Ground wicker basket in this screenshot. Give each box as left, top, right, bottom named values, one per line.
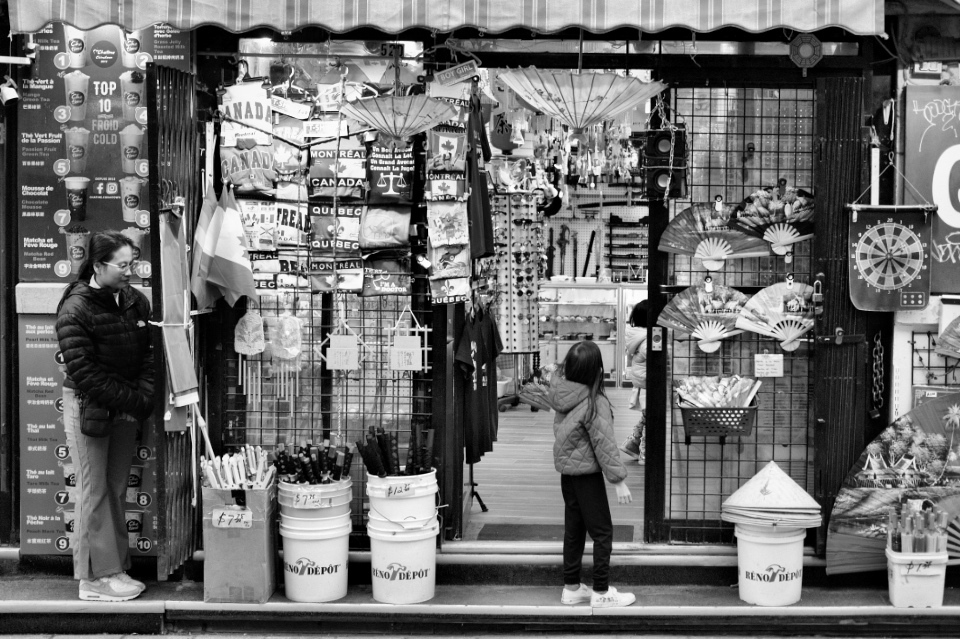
left=679, top=400, right=758, bottom=439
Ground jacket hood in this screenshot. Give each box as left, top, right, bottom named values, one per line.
left=548, top=378, right=592, bottom=413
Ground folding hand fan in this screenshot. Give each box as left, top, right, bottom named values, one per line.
left=936, top=315, right=960, bottom=360
left=658, top=202, right=773, bottom=271
left=826, top=393, right=960, bottom=574
left=730, top=185, right=815, bottom=254
left=339, top=96, right=458, bottom=149
left=497, top=69, right=666, bottom=143
left=234, top=308, right=266, bottom=406
left=657, top=280, right=750, bottom=352
left=735, top=280, right=815, bottom=351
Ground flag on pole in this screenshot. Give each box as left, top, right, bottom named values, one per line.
left=190, top=184, right=223, bottom=310
left=205, top=187, right=258, bottom=307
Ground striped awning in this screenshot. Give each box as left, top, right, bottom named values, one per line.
left=9, top=1, right=884, bottom=36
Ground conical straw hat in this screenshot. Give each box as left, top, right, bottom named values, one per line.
left=722, top=460, right=821, bottom=512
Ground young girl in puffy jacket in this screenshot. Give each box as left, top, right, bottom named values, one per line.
left=547, top=340, right=636, bottom=608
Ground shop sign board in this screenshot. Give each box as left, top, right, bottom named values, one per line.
left=18, top=315, right=159, bottom=556
left=904, top=85, right=960, bottom=294
left=16, top=23, right=190, bottom=283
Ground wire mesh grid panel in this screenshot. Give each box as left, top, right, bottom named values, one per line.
left=910, top=331, right=960, bottom=390
left=660, top=85, right=816, bottom=544
left=220, top=291, right=432, bottom=537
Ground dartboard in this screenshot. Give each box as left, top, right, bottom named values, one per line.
left=848, top=206, right=933, bottom=311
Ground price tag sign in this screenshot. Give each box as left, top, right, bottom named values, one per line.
left=754, top=353, right=784, bottom=378
left=293, top=492, right=331, bottom=509
left=212, top=507, right=253, bottom=529
left=390, top=335, right=423, bottom=371
left=304, top=119, right=350, bottom=139
left=326, top=334, right=360, bottom=370
left=385, top=482, right=413, bottom=498
left=272, top=96, right=313, bottom=120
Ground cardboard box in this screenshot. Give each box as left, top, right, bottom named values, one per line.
left=202, top=482, right=277, bottom=603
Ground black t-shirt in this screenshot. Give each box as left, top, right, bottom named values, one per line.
left=456, top=315, right=486, bottom=464
left=479, top=309, right=504, bottom=442
left=467, top=100, right=494, bottom=260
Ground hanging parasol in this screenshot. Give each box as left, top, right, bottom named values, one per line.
left=339, top=95, right=458, bottom=149
left=496, top=68, right=667, bottom=143
left=826, top=392, right=960, bottom=574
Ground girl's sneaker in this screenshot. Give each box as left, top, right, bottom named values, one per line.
left=619, top=437, right=640, bottom=460
left=560, top=583, right=593, bottom=605
left=590, top=586, right=636, bottom=608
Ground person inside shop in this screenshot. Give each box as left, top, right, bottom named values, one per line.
left=548, top=340, right=636, bottom=608
left=56, top=230, right=154, bottom=602
left=620, top=300, right=648, bottom=463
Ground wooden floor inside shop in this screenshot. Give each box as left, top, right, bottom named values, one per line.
left=464, top=388, right=646, bottom=543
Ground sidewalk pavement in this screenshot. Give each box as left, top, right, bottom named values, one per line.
left=2, top=573, right=960, bottom=636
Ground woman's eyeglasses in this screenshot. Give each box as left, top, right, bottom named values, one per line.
left=103, top=260, right=140, bottom=273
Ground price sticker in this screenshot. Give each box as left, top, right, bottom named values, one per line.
left=293, top=492, right=331, bottom=509
left=385, top=482, right=413, bottom=498
left=754, top=353, right=784, bottom=378
left=212, top=507, right=253, bottom=529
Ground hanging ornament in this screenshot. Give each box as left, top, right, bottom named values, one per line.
left=271, top=312, right=303, bottom=402
left=234, top=307, right=266, bottom=406
left=387, top=305, right=432, bottom=372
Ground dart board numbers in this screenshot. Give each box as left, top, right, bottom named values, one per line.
left=848, top=206, right=933, bottom=312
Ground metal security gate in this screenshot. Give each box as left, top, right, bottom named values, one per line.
left=647, top=85, right=817, bottom=544
left=147, top=64, right=201, bottom=579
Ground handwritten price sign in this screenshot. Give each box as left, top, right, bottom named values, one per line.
left=292, top=492, right=332, bottom=509
left=385, top=483, right=413, bottom=497
left=212, top=507, right=253, bottom=529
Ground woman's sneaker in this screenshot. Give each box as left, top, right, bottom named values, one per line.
left=590, top=586, right=636, bottom=608
left=560, top=583, right=593, bottom=605
left=78, top=575, right=142, bottom=601
left=620, top=437, right=640, bottom=460
left=113, top=571, right=146, bottom=592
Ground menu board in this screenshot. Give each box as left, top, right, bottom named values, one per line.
left=18, top=315, right=159, bottom=556
left=17, top=23, right=190, bottom=283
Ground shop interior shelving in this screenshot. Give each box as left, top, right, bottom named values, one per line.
left=606, top=219, right=649, bottom=283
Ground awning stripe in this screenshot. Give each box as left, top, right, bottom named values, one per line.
left=8, top=0, right=885, bottom=35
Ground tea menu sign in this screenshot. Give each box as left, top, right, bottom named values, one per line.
left=17, top=23, right=190, bottom=282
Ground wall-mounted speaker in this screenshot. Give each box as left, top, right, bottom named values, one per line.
left=643, top=125, right=687, bottom=198
left=644, top=166, right=687, bottom=199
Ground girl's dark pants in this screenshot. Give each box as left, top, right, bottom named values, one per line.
left=561, top=472, right=613, bottom=592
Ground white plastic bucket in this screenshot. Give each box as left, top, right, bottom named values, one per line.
left=886, top=548, right=947, bottom=608
left=280, top=512, right=351, bottom=531
left=365, top=469, right=437, bottom=521
left=734, top=524, right=806, bottom=606
left=367, top=520, right=439, bottom=604
left=280, top=521, right=351, bottom=602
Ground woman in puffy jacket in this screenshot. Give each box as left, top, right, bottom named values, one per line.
left=56, top=230, right=154, bottom=602
left=548, top=340, right=635, bottom=609
left=620, top=300, right=648, bottom=462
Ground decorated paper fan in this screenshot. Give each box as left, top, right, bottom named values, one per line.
left=735, top=281, right=815, bottom=351
left=730, top=185, right=815, bottom=255
left=497, top=69, right=666, bottom=142
left=659, top=202, right=773, bottom=271
left=657, top=281, right=750, bottom=352
left=826, top=393, right=960, bottom=574
left=936, top=315, right=960, bottom=360
left=339, top=96, right=458, bottom=149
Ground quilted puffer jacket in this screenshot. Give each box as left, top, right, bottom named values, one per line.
left=549, top=378, right=627, bottom=483
left=56, top=281, right=154, bottom=419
